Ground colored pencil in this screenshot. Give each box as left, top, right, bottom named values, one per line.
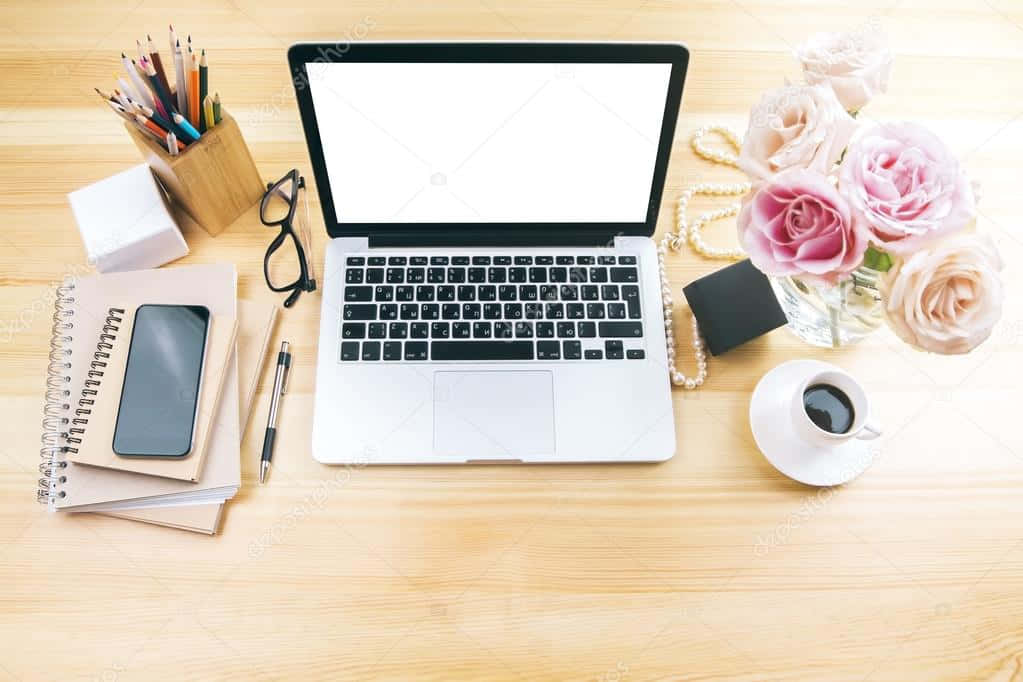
left=168, top=25, right=178, bottom=65
left=142, top=55, right=176, bottom=120
left=138, top=57, right=169, bottom=119
left=212, top=92, right=221, bottom=124
left=171, top=112, right=201, bottom=142
left=122, top=52, right=155, bottom=111
left=146, top=34, right=173, bottom=104
left=189, top=53, right=200, bottom=130
left=134, top=101, right=188, bottom=143
left=173, top=39, right=187, bottom=116
left=198, top=49, right=208, bottom=133
left=166, top=131, right=179, bottom=156
left=203, top=94, right=215, bottom=131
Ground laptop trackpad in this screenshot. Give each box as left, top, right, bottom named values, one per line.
left=433, top=371, right=555, bottom=460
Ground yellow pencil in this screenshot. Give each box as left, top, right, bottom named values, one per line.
left=203, top=94, right=215, bottom=130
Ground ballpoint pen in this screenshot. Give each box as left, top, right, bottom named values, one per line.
left=260, top=341, right=291, bottom=484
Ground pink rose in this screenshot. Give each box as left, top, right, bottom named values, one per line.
left=738, top=169, right=868, bottom=285
left=880, top=234, right=1003, bottom=354
left=796, top=28, right=893, bottom=112
left=839, top=122, right=977, bottom=255
left=739, top=84, right=857, bottom=183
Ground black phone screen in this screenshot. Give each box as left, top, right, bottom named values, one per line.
left=112, top=304, right=210, bottom=457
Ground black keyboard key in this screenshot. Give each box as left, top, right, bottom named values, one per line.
left=514, top=255, right=532, bottom=265
left=494, top=322, right=513, bottom=338
left=428, top=268, right=446, bottom=283
left=499, top=285, right=517, bottom=301
left=567, top=303, right=585, bottom=319
left=601, top=285, right=619, bottom=300
left=590, top=267, right=608, bottom=283
left=343, top=304, right=376, bottom=321
left=368, top=256, right=386, bottom=266
left=488, top=267, right=507, bottom=283
left=557, top=322, right=575, bottom=338
left=346, top=256, right=365, bottom=266
left=577, top=255, right=595, bottom=265
left=504, top=303, right=523, bottom=319
left=627, top=349, right=645, bottom=359
left=411, top=322, right=429, bottom=339
left=407, top=268, right=426, bottom=284
left=430, top=256, right=449, bottom=266
left=375, top=285, right=394, bottom=301
left=361, top=342, right=381, bottom=361
left=383, top=341, right=402, bottom=361
left=598, top=255, right=616, bottom=265
left=537, top=340, right=560, bottom=359
left=560, top=285, right=579, bottom=301
left=509, top=267, right=527, bottom=283
left=578, top=321, right=596, bottom=338
left=563, top=340, right=582, bottom=359
left=437, top=286, right=455, bottom=301
left=452, top=256, right=470, bottom=266
left=605, top=340, right=624, bottom=359
left=610, top=267, right=639, bottom=283
left=340, top=342, right=359, bottom=361
left=369, top=322, right=387, bottom=339
left=483, top=303, right=502, bottom=320
left=540, top=285, right=558, bottom=301
left=599, top=321, right=643, bottom=338
left=416, top=286, right=434, bottom=301
left=494, top=256, right=512, bottom=265
left=365, top=268, right=384, bottom=284
left=478, top=285, right=497, bottom=301
left=584, top=349, right=603, bottom=360
left=515, top=321, right=534, bottom=338
left=608, top=303, right=627, bottom=319
left=404, top=342, right=428, bottom=361
left=549, top=267, right=567, bottom=283
left=380, top=304, right=398, bottom=320
left=581, top=285, right=599, bottom=301
left=388, top=256, right=407, bottom=266
left=431, top=322, right=450, bottom=339
left=421, top=304, right=440, bottom=320
left=545, top=303, right=564, bottom=319
left=432, top=340, right=533, bottom=361
left=397, top=286, right=415, bottom=301
left=442, top=303, right=460, bottom=320
left=342, top=323, right=365, bottom=339
left=619, top=255, right=637, bottom=265
left=556, top=256, right=574, bottom=265
left=472, top=256, right=491, bottom=266
left=623, top=285, right=641, bottom=319
left=345, top=286, right=372, bottom=302
left=388, top=322, right=408, bottom=339
left=462, top=303, right=481, bottom=319
left=535, top=255, right=554, bottom=265
left=400, top=303, right=419, bottom=320
left=468, top=267, right=486, bottom=283
left=453, top=322, right=471, bottom=338
left=586, top=303, right=606, bottom=319
left=345, top=269, right=364, bottom=284
left=568, top=267, right=588, bottom=283
left=386, top=268, right=405, bottom=284
left=457, top=285, right=476, bottom=301
left=537, top=322, right=555, bottom=338
left=529, top=267, right=547, bottom=283
left=524, top=303, right=542, bottom=319
left=447, top=268, right=466, bottom=283
left=519, top=285, right=538, bottom=301
left=410, top=256, right=429, bottom=266
left=473, top=321, right=492, bottom=338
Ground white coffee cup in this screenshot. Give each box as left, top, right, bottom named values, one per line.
left=790, top=369, right=881, bottom=447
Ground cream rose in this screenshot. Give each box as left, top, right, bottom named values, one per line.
left=880, top=234, right=1003, bottom=354
left=796, top=27, right=893, bottom=112
left=739, top=84, right=857, bottom=183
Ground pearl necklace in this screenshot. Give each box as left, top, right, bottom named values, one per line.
left=659, top=125, right=750, bottom=389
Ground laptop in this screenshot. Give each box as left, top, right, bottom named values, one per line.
left=288, top=42, right=688, bottom=464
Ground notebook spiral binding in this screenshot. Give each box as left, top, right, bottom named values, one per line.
left=37, top=283, right=124, bottom=504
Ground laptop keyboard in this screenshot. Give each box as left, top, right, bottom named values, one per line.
left=338, top=254, right=646, bottom=362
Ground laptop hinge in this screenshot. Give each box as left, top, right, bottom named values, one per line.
left=367, top=230, right=620, bottom=248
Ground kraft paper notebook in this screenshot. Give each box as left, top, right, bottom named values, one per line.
left=37, top=263, right=241, bottom=514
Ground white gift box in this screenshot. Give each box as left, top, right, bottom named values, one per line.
left=68, top=164, right=189, bottom=273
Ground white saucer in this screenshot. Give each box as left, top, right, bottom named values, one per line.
left=750, top=359, right=876, bottom=487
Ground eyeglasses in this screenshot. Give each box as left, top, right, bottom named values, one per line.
left=260, top=169, right=317, bottom=308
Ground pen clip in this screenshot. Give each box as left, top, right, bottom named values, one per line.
left=280, top=355, right=292, bottom=395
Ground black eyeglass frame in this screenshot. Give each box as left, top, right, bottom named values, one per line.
left=260, top=168, right=317, bottom=308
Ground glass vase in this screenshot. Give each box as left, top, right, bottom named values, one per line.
left=770, top=266, right=886, bottom=348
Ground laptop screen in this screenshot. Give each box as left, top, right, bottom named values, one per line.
left=305, top=61, right=674, bottom=225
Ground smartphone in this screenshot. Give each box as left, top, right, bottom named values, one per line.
left=112, top=304, right=211, bottom=457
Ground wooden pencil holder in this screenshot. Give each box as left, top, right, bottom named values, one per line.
left=125, top=111, right=263, bottom=236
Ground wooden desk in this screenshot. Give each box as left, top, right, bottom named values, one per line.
left=2, top=1, right=1021, bottom=679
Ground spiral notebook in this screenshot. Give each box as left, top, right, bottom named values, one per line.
left=38, top=263, right=241, bottom=514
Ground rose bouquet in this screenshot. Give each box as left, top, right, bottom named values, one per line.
left=734, top=26, right=1003, bottom=354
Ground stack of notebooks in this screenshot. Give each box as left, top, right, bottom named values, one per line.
left=38, top=263, right=278, bottom=534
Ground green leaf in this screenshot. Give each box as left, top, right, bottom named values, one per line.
left=862, top=246, right=894, bottom=272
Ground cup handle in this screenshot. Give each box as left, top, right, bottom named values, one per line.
left=856, top=419, right=882, bottom=440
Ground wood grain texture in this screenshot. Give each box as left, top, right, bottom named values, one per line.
left=1, top=1, right=1022, bottom=680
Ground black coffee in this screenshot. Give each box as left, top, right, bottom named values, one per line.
left=803, top=384, right=855, bottom=434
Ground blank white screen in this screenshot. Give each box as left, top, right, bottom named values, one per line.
left=306, top=62, right=672, bottom=224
